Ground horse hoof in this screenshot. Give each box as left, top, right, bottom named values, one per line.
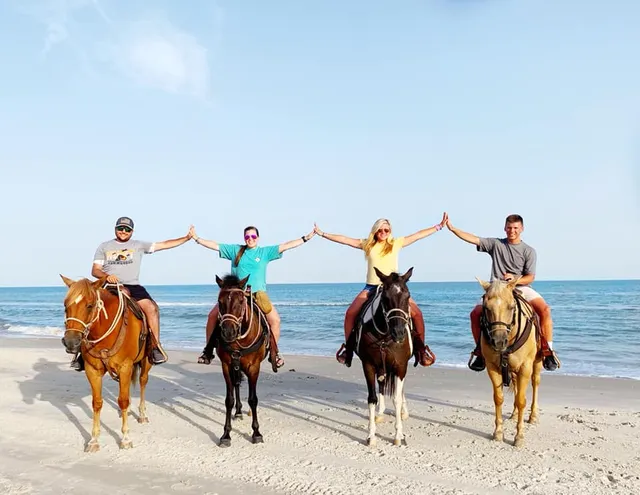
left=234, top=413, right=243, bottom=420
left=493, top=433, right=503, bottom=442
left=247, top=410, right=253, bottom=417
left=367, top=438, right=377, bottom=447
left=138, top=417, right=149, bottom=424
left=219, top=438, right=231, bottom=448
left=527, top=416, right=538, bottom=425
left=514, top=437, right=524, bottom=448
left=375, top=415, right=385, bottom=424
left=120, top=440, right=133, bottom=450
left=401, top=411, right=409, bottom=421
left=252, top=435, right=264, bottom=444
left=85, top=442, right=100, bottom=453
left=393, top=438, right=404, bottom=446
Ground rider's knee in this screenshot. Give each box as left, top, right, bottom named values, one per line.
left=410, top=300, right=423, bottom=318
left=267, top=310, right=280, bottom=326
left=470, top=305, right=482, bottom=322
left=536, top=303, right=552, bottom=320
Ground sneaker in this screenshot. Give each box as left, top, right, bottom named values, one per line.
left=543, top=353, right=559, bottom=371
left=151, top=347, right=167, bottom=365
left=468, top=354, right=485, bottom=372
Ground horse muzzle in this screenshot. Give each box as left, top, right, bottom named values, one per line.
left=61, top=333, right=81, bottom=354
left=220, top=323, right=240, bottom=343
left=390, top=324, right=407, bottom=344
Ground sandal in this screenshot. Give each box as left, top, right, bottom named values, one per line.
left=335, top=343, right=347, bottom=365
left=197, top=350, right=214, bottom=365
left=275, top=353, right=285, bottom=368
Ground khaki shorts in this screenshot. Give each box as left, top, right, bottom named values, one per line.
left=253, top=291, right=273, bottom=315
left=476, top=286, right=542, bottom=305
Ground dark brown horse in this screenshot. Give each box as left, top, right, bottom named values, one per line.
left=207, top=274, right=270, bottom=447
left=60, top=276, right=153, bottom=452
left=355, top=267, right=415, bottom=447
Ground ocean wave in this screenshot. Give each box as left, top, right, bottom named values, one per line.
left=1, top=324, right=63, bottom=338
left=156, top=301, right=349, bottom=307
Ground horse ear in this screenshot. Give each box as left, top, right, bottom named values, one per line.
left=239, top=275, right=250, bottom=289
left=92, top=277, right=107, bottom=289
left=507, top=276, right=522, bottom=290
left=475, top=276, right=491, bottom=291
left=215, top=275, right=223, bottom=288
left=401, top=267, right=414, bottom=282
left=374, top=267, right=388, bottom=284
left=60, top=275, right=75, bottom=287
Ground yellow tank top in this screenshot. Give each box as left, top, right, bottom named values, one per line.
left=364, top=236, right=405, bottom=285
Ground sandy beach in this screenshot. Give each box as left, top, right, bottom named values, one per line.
left=1, top=338, right=638, bottom=495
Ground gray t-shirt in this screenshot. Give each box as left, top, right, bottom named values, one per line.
left=477, top=237, right=536, bottom=286
left=93, top=239, right=155, bottom=285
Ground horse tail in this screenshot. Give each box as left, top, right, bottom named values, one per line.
left=131, top=362, right=141, bottom=390
left=381, top=370, right=398, bottom=398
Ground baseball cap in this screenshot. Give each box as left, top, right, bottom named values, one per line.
left=115, top=216, right=134, bottom=229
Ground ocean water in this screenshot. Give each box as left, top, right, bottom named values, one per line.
left=1, top=280, right=638, bottom=380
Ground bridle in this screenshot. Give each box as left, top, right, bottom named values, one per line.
left=371, top=285, right=412, bottom=336
left=63, top=284, right=125, bottom=345
left=218, top=288, right=255, bottom=345
left=480, top=294, right=518, bottom=347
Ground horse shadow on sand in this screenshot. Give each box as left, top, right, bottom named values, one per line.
left=17, top=355, right=491, bottom=449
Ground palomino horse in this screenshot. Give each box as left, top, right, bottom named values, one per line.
left=206, top=274, right=270, bottom=447
left=60, top=276, right=153, bottom=452
left=477, top=277, right=543, bottom=447
left=355, top=267, right=414, bottom=447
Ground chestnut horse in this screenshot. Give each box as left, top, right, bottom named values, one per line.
left=207, top=274, right=270, bottom=447
left=355, top=267, right=414, bottom=447
left=476, top=277, right=543, bottom=447
left=60, top=276, right=152, bottom=452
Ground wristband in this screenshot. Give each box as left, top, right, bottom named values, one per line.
left=434, top=224, right=442, bottom=231
left=302, top=236, right=307, bottom=243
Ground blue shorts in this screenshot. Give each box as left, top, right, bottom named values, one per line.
left=363, top=284, right=380, bottom=293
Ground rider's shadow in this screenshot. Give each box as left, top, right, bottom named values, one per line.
left=17, top=358, right=122, bottom=445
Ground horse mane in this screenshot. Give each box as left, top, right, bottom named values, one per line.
left=485, top=279, right=515, bottom=300
left=219, top=274, right=244, bottom=289
left=63, top=278, right=97, bottom=305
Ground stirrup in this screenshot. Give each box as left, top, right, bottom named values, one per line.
left=197, top=349, right=214, bottom=365
left=421, top=344, right=436, bottom=367
left=151, top=344, right=168, bottom=365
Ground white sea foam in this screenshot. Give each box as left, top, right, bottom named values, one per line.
left=2, top=325, right=63, bottom=338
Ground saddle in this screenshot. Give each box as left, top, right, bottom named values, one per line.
left=105, top=286, right=155, bottom=359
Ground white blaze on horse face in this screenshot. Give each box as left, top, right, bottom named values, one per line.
left=392, top=285, right=402, bottom=295
left=73, top=294, right=84, bottom=306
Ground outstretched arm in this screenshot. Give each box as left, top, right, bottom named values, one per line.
left=314, top=223, right=362, bottom=249
left=278, top=226, right=316, bottom=253
left=190, top=226, right=220, bottom=251
left=152, top=225, right=193, bottom=252
left=446, top=216, right=480, bottom=246
left=402, top=212, right=448, bottom=248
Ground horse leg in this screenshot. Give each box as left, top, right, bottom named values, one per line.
left=528, top=358, right=543, bottom=425
left=234, top=380, right=243, bottom=420
left=363, top=362, right=378, bottom=447
left=393, top=376, right=406, bottom=446
left=85, top=364, right=104, bottom=453
left=509, top=374, right=518, bottom=420
left=487, top=367, right=504, bottom=442
left=375, top=379, right=386, bottom=423
left=401, top=387, right=409, bottom=421
left=219, top=364, right=234, bottom=447
left=248, top=368, right=263, bottom=444
left=117, top=362, right=134, bottom=449
left=514, top=367, right=532, bottom=448
left=138, top=358, right=152, bottom=424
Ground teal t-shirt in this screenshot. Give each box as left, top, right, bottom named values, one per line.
left=218, top=244, right=282, bottom=293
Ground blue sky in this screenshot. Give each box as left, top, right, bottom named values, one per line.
left=1, top=0, right=638, bottom=287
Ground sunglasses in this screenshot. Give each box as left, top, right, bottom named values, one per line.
left=377, top=228, right=390, bottom=234
left=244, top=234, right=258, bottom=240
left=116, top=226, right=132, bottom=233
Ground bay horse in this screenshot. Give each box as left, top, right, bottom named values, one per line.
left=60, top=276, right=153, bottom=452
left=355, top=267, right=414, bottom=447
left=476, top=277, right=543, bottom=447
left=207, top=274, right=270, bottom=447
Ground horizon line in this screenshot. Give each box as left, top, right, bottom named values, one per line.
left=1, top=278, right=639, bottom=289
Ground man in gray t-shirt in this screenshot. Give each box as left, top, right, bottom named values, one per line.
left=446, top=213, right=559, bottom=372
left=70, top=216, right=192, bottom=371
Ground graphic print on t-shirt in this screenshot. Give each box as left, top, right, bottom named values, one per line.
left=105, top=249, right=135, bottom=265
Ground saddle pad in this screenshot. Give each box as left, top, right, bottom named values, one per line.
left=360, top=289, right=382, bottom=326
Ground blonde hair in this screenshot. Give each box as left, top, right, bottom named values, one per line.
left=362, top=218, right=395, bottom=257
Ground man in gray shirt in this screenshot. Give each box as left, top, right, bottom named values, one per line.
left=447, top=213, right=559, bottom=372
left=71, top=216, right=192, bottom=371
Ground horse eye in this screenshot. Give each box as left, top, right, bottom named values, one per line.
left=86, top=304, right=94, bottom=309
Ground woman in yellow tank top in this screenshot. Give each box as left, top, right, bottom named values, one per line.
left=314, top=213, right=447, bottom=367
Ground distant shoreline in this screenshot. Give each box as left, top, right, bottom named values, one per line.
left=2, top=278, right=639, bottom=289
